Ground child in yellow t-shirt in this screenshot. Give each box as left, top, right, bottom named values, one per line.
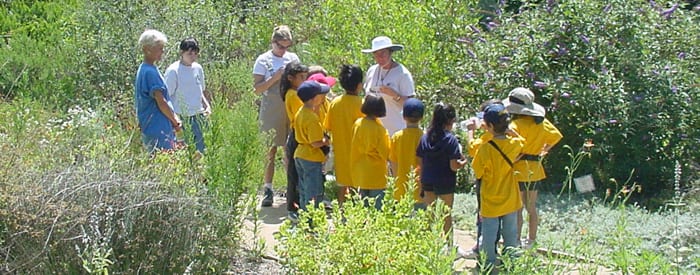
left=350, top=93, right=390, bottom=210
left=294, top=81, right=331, bottom=211
left=324, top=65, right=364, bottom=205
left=472, top=103, right=524, bottom=268
left=281, top=61, right=309, bottom=221
left=462, top=99, right=512, bottom=257
left=504, top=87, right=563, bottom=247
left=307, top=72, right=335, bottom=124
left=389, top=98, right=425, bottom=208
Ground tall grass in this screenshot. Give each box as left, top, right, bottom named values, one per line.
left=0, top=99, right=264, bottom=273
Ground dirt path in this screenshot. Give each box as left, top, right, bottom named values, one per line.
left=241, top=195, right=617, bottom=274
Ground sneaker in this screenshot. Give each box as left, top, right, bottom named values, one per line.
left=459, top=246, right=479, bottom=260
left=261, top=188, right=274, bottom=207
left=322, top=199, right=333, bottom=210
left=287, top=211, right=299, bottom=223
left=520, top=239, right=535, bottom=249
left=455, top=246, right=473, bottom=260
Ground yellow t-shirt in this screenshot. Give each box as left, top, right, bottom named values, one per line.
left=318, top=97, right=330, bottom=129
left=294, top=107, right=325, bottom=162
left=467, top=131, right=493, bottom=158
left=510, top=117, right=563, bottom=182
left=285, top=88, right=304, bottom=127
left=324, top=94, right=363, bottom=186
left=389, top=127, right=423, bottom=202
left=350, top=117, right=390, bottom=190
left=472, top=137, right=524, bottom=218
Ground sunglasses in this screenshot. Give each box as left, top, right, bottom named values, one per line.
left=275, top=41, right=292, bottom=50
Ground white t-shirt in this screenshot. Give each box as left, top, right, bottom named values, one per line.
left=364, top=62, right=415, bottom=136
left=164, top=61, right=206, bottom=117
left=252, top=50, right=300, bottom=145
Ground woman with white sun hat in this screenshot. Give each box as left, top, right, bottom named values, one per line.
left=362, top=36, right=416, bottom=136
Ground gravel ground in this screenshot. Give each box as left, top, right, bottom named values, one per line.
left=226, top=252, right=284, bottom=275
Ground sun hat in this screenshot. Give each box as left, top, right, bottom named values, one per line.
left=307, top=73, right=337, bottom=88
left=483, top=103, right=509, bottom=125
left=402, top=98, right=425, bottom=118
left=297, top=80, right=330, bottom=102
left=361, top=36, right=404, bottom=53
left=503, top=87, right=546, bottom=117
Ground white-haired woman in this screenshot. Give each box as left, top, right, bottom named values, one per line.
left=134, top=29, right=181, bottom=154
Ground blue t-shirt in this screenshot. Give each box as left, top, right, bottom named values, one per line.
left=134, top=62, right=175, bottom=149
left=416, top=129, right=462, bottom=186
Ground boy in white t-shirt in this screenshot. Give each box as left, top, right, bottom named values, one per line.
left=165, top=38, right=211, bottom=155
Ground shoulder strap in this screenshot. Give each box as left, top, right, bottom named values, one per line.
left=488, top=140, right=513, bottom=168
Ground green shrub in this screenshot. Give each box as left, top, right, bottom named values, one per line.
left=4, top=0, right=700, bottom=201
left=453, top=192, right=700, bottom=273
left=0, top=100, right=259, bottom=273
left=206, top=99, right=265, bottom=207
left=243, top=0, right=475, bottom=92
left=0, top=1, right=82, bottom=104
left=276, top=181, right=454, bottom=274
left=452, top=0, right=700, bottom=201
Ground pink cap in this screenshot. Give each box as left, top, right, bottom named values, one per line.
left=307, top=73, right=337, bottom=88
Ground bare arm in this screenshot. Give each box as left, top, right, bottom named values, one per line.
left=202, top=95, right=212, bottom=115
left=540, top=144, right=554, bottom=157
left=378, top=85, right=414, bottom=104
left=203, top=89, right=213, bottom=106
left=153, top=90, right=181, bottom=131
left=416, top=157, right=422, bottom=183
left=253, top=69, right=285, bottom=96
left=310, top=137, right=329, bottom=148
left=450, top=157, right=467, bottom=172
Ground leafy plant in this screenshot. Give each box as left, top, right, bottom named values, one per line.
left=0, top=100, right=259, bottom=274
left=453, top=0, right=700, bottom=203
left=276, top=178, right=454, bottom=274
left=559, top=139, right=594, bottom=199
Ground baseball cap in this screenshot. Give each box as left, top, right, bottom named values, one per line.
left=402, top=98, right=425, bottom=118
left=297, top=80, right=330, bottom=102
left=483, top=103, right=509, bottom=124
left=307, top=73, right=337, bottom=88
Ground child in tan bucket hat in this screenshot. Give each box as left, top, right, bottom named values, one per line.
left=503, top=87, right=563, bottom=249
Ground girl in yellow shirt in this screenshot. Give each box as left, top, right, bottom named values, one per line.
left=351, top=94, right=390, bottom=210
left=504, top=87, right=563, bottom=247
left=280, top=61, right=309, bottom=221
left=324, top=65, right=364, bottom=205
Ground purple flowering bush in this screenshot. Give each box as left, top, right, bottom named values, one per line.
left=454, top=0, right=700, bottom=202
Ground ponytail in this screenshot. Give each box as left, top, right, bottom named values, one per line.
left=427, top=102, right=456, bottom=143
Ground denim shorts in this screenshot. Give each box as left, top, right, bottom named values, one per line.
left=295, top=158, right=324, bottom=211
left=182, top=114, right=209, bottom=153
left=358, top=189, right=385, bottom=210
